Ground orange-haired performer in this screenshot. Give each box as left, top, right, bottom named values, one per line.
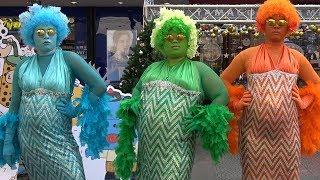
left=221, top=0, right=320, bottom=179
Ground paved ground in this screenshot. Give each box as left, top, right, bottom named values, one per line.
left=17, top=138, right=320, bottom=180
left=191, top=139, right=320, bottom=180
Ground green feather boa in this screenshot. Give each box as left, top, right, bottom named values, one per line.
left=114, top=97, right=139, bottom=179
left=185, top=104, right=233, bottom=163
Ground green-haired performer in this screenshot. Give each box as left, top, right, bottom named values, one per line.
left=115, top=8, right=233, bottom=180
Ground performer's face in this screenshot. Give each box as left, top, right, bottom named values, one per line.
left=162, top=30, right=188, bottom=59
left=264, top=15, right=288, bottom=42
left=33, top=25, right=57, bottom=54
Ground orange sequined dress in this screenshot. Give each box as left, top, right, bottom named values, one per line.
left=241, top=44, right=300, bottom=179
left=241, top=70, right=300, bottom=179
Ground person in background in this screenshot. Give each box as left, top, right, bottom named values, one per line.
left=107, top=30, right=133, bottom=82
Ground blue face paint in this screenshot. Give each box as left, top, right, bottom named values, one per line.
left=33, top=25, right=57, bottom=55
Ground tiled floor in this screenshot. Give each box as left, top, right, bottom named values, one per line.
left=191, top=139, right=320, bottom=180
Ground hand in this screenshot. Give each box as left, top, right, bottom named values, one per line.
left=56, top=97, right=78, bottom=118
left=3, top=141, right=15, bottom=168
left=292, top=85, right=310, bottom=109
left=234, top=91, right=252, bottom=111
left=181, top=118, right=200, bottom=135
left=0, top=141, right=4, bottom=166
left=2, top=121, right=18, bottom=169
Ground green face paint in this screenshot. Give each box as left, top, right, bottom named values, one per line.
left=162, top=30, right=189, bottom=60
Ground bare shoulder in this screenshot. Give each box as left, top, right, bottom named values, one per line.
left=232, top=46, right=258, bottom=63
left=288, top=48, right=308, bottom=64
left=193, top=60, right=209, bottom=68
left=235, top=45, right=260, bottom=70
left=289, top=48, right=305, bottom=58
left=62, top=50, right=85, bottom=67
left=62, top=50, right=81, bottom=60
left=240, top=45, right=259, bottom=56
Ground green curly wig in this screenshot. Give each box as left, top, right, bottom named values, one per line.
left=150, top=8, right=198, bottom=58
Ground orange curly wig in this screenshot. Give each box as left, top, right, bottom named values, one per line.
left=256, top=0, right=300, bottom=32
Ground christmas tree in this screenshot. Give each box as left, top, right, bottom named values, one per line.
left=119, top=21, right=163, bottom=93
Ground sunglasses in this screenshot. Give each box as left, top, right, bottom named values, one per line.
left=165, top=34, right=185, bottom=42
left=266, top=19, right=288, bottom=27
left=36, top=28, right=56, bottom=37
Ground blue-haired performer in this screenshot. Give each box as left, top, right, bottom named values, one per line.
left=0, top=4, right=110, bottom=179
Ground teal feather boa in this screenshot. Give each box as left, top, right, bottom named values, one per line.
left=76, top=85, right=111, bottom=159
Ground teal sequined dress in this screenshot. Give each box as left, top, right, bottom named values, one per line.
left=17, top=49, right=85, bottom=179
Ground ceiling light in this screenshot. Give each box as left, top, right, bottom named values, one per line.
left=70, top=1, right=78, bottom=4
left=118, top=1, right=123, bottom=4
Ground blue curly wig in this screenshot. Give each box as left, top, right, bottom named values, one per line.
left=19, top=4, right=69, bottom=47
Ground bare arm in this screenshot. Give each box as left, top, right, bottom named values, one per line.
left=195, top=61, right=229, bottom=105
left=220, top=50, right=251, bottom=111
left=298, top=52, right=320, bottom=83
left=8, top=59, right=24, bottom=113
left=292, top=51, right=320, bottom=109
left=63, top=51, right=106, bottom=96
left=220, top=50, right=247, bottom=85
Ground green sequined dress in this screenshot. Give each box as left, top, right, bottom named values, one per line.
left=137, top=60, right=201, bottom=179
left=115, top=59, right=232, bottom=180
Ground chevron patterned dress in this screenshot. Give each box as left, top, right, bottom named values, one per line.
left=17, top=49, right=85, bottom=180
left=137, top=80, right=201, bottom=180
left=240, top=70, right=300, bottom=180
